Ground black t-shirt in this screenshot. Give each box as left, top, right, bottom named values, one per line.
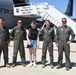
left=28, top=28, right=38, bottom=40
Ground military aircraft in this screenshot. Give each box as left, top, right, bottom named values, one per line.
left=0, top=0, right=75, bottom=29
left=0, top=0, right=42, bottom=29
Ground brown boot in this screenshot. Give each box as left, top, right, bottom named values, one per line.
left=42, top=64, right=46, bottom=68
left=6, top=64, right=10, bottom=68
left=56, top=65, right=62, bottom=69
left=22, top=63, right=26, bottom=67
left=50, top=64, right=54, bottom=69
left=12, top=63, right=16, bottom=68
left=66, top=67, right=70, bottom=71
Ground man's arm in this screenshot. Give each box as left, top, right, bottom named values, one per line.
left=66, top=27, right=75, bottom=44
left=70, top=27, right=75, bottom=42
left=55, top=28, right=59, bottom=44
left=6, top=27, right=10, bottom=43
left=55, top=27, right=59, bottom=47
left=39, top=23, right=45, bottom=34
left=52, top=28, right=55, bottom=41
left=10, top=27, right=15, bottom=38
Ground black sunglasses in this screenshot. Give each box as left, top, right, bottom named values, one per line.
left=62, top=21, right=66, bottom=22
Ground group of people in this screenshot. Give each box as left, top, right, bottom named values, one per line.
left=0, top=17, right=75, bottom=71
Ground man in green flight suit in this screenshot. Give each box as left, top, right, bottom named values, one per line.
left=10, top=20, right=26, bottom=67
left=55, top=18, right=75, bottom=71
left=0, top=17, right=10, bottom=68
left=40, top=20, right=55, bottom=68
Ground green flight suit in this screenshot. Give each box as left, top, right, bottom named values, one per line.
left=40, top=26, right=55, bottom=65
left=10, top=26, right=26, bottom=64
left=55, top=25, right=75, bottom=68
left=0, top=25, right=10, bottom=65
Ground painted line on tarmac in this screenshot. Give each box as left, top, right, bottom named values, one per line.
left=9, top=45, right=76, bottom=53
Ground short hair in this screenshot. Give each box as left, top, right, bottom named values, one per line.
left=62, top=18, right=67, bottom=21
left=45, top=20, right=51, bottom=24
left=31, top=20, right=36, bottom=24
left=0, top=17, right=4, bottom=21
left=17, top=20, right=22, bottom=22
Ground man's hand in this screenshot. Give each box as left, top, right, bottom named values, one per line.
left=66, top=41, right=71, bottom=44
left=7, top=41, right=10, bottom=46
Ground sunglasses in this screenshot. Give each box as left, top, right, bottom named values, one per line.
left=62, top=21, right=66, bottom=22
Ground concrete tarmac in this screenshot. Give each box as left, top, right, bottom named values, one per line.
left=0, top=41, right=76, bottom=75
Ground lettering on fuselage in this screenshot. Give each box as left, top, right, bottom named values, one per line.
left=0, top=8, right=13, bottom=14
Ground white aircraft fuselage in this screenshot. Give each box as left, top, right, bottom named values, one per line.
left=0, top=0, right=37, bottom=28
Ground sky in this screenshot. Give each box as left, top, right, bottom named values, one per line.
left=30, top=0, right=76, bottom=18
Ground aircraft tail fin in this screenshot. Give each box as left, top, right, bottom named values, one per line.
left=65, top=0, right=73, bottom=16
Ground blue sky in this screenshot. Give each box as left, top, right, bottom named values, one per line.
left=30, top=0, right=76, bottom=18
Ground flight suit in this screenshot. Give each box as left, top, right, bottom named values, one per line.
left=10, top=26, right=26, bottom=64
left=55, top=25, right=75, bottom=67
left=0, top=25, right=10, bottom=65
left=40, top=27, right=55, bottom=65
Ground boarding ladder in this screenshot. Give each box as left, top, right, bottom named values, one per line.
left=13, top=2, right=76, bottom=40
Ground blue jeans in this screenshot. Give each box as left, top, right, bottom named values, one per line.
left=30, top=40, right=37, bottom=49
